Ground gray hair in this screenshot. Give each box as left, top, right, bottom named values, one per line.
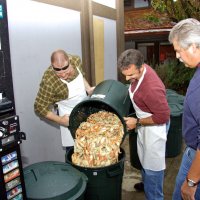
left=117, top=49, right=144, bottom=70
left=169, top=18, right=200, bottom=49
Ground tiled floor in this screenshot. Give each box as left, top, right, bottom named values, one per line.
left=121, top=135, right=184, bottom=200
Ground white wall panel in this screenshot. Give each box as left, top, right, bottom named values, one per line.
left=104, top=18, right=117, bottom=80
left=92, top=0, right=116, bottom=8
left=93, top=16, right=117, bottom=80
left=7, top=0, right=82, bottom=166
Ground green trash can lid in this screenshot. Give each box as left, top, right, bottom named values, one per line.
left=166, top=89, right=177, bottom=94
left=168, top=103, right=183, bottom=116
left=167, top=93, right=185, bottom=104
left=24, top=161, right=88, bottom=200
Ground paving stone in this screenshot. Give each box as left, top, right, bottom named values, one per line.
left=121, top=135, right=184, bottom=200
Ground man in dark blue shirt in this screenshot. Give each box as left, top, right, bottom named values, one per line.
left=169, top=18, right=200, bottom=200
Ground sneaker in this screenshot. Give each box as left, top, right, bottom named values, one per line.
left=134, top=182, right=144, bottom=192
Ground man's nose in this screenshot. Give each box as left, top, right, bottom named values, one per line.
left=57, top=72, right=66, bottom=78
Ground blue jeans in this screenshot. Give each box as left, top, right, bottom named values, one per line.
left=141, top=168, right=164, bottom=200
left=172, top=147, right=200, bottom=200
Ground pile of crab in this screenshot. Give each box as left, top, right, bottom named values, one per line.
left=72, top=111, right=124, bottom=168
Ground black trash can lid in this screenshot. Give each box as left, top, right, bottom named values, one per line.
left=24, top=161, right=87, bottom=200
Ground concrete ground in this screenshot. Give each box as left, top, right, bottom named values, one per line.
left=121, top=135, right=184, bottom=200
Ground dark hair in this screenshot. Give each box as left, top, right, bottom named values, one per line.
left=117, top=49, right=144, bottom=70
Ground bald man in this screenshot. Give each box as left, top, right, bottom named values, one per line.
left=34, top=49, right=94, bottom=150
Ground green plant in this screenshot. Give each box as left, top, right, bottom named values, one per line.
left=151, top=0, right=200, bottom=22
left=154, top=59, right=195, bottom=95
left=143, top=12, right=161, bottom=24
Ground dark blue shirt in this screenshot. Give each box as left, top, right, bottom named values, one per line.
left=183, top=66, right=200, bottom=150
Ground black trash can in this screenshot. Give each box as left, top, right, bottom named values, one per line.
left=66, top=147, right=125, bottom=200
left=129, top=131, right=142, bottom=170
left=24, top=161, right=88, bottom=200
left=166, top=103, right=183, bottom=158
left=126, top=110, right=142, bottom=170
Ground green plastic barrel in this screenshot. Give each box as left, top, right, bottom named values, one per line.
left=69, top=79, right=131, bottom=143
left=166, top=103, right=183, bottom=157
left=166, top=89, right=185, bottom=105
left=166, top=89, right=178, bottom=95
left=24, top=161, right=88, bottom=200
left=91, top=80, right=131, bottom=117
left=167, top=93, right=185, bottom=105
left=66, top=147, right=125, bottom=200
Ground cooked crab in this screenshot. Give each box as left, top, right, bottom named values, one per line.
left=72, top=111, right=124, bottom=168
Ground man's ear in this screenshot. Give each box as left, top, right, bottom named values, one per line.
left=140, top=64, right=145, bottom=71
left=190, top=43, right=197, bottom=54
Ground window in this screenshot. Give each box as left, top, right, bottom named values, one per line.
left=124, top=0, right=151, bottom=9
left=136, top=42, right=175, bottom=66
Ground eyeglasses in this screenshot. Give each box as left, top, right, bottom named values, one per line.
left=52, top=63, right=69, bottom=72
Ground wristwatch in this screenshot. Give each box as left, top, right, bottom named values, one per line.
left=186, top=176, right=199, bottom=187
left=136, top=118, right=142, bottom=128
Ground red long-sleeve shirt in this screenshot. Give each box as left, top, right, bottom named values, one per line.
left=130, top=64, right=170, bottom=124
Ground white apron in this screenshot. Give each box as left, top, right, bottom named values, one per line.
left=57, top=68, right=87, bottom=147
left=129, top=66, right=167, bottom=171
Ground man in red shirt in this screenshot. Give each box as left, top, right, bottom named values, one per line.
left=118, top=49, right=170, bottom=200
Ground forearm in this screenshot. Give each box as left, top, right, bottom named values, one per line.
left=83, top=78, right=91, bottom=91
left=83, top=78, right=95, bottom=95
left=46, top=111, right=61, bottom=124
left=187, top=149, right=200, bottom=183
left=46, top=111, right=69, bottom=127
left=139, top=116, right=154, bottom=126
left=124, top=116, right=154, bottom=130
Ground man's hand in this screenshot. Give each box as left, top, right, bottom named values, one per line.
left=83, top=78, right=95, bottom=96
left=87, top=86, right=95, bottom=96
left=181, top=179, right=197, bottom=200
left=123, top=117, right=137, bottom=131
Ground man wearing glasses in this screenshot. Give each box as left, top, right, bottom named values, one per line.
left=34, top=49, right=94, bottom=151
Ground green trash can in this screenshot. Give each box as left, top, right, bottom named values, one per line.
left=69, top=79, right=131, bottom=144
left=166, top=89, right=178, bottom=95
left=166, top=89, right=185, bottom=105
left=66, top=147, right=125, bottom=200
left=24, top=161, right=88, bottom=200
left=67, top=80, right=130, bottom=200
left=166, top=103, right=183, bottom=158
left=167, top=93, right=185, bottom=105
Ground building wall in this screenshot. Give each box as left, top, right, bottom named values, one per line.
left=6, top=0, right=118, bottom=167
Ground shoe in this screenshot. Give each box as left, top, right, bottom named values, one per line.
left=134, top=182, right=144, bottom=192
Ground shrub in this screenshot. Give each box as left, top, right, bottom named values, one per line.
left=154, top=59, right=195, bottom=95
